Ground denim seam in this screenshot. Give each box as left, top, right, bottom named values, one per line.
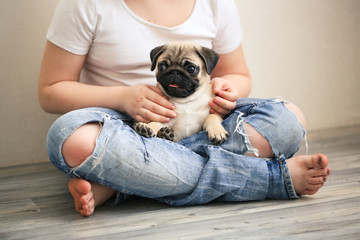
left=135, top=132, right=150, bottom=162
left=81, top=109, right=131, bottom=121
left=278, top=155, right=299, bottom=199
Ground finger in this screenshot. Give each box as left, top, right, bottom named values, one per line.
left=211, top=79, right=221, bottom=89
left=146, top=85, right=175, bottom=110
left=213, top=96, right=237, bottom=111
left=217, top=90, right=238, bottom=102
left=148, top=85, right=167, bottom=98
left=135, top=107, right=172, bottom=123
left=140, top=92, right=176, bottom=119
left=209, top=101, right=230, bottom=116
left=146, top=99, right=177, bottom=119
left=134, top=114, right=150, bottom=124
left=212, top=86, right=221, bottom=95
left=131, top=92, right=176, bottom=123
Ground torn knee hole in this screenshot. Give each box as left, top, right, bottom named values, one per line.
left=62, top=123, right=101, bottom=168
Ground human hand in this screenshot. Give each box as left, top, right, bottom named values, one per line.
left=123, top=85, right=176, bottom=123
left=209, top=77, right=238, bottom=116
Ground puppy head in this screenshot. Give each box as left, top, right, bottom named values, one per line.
left=150, top=42, right=219, bottom=98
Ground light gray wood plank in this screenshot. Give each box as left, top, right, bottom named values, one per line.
left=0, top=199, right=40, bottom=217
left=0, top=125, right=359, bottom=240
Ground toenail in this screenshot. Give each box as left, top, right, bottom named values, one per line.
left=323, top=177, right=326, bottom=182
left=318, top=158, right=322, bottom=165
left=327, top=169, right=330, bottom=175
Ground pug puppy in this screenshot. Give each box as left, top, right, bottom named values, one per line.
left=133, top=42, right=228, bottom=144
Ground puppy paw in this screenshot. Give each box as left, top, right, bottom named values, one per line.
left=157, top=127, right=175, bottom=141
left=207, top=126, right=229, bottom=145
left=133, top=122, right=156, bottom=138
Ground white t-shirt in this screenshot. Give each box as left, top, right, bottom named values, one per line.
left=47, top=0, right=243, bottom=87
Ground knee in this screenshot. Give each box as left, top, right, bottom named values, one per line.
left=285, top=103, right=306, bottom=129
left=62, top=123, right=101, bottom=168
left=244, top=123, right=274, bottom=158
left=243, top=103, right=306, bottom=159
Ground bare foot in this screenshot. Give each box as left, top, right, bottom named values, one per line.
left=287, top=153, right=331, bottom=195
left=68, top=178, right=116, bottom=217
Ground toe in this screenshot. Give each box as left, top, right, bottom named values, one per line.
left=308, top=176, right=327, bottom=185
left=80, top=198, right=95, bottom=217
left=80, top=191, right=93, bottom=205
left=306, top=183, right=324, bottom=192
left=309, top=168, right=329, bottom=177
left=74, top=179, right=92, bottom=195
left=80, top=207, right=93, bottom=217
left=304, top=153, right=328, bottom=169
left=314, top=153, right=328, bottom=168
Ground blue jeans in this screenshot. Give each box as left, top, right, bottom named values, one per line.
left=47, top=98, right=304, bottom=206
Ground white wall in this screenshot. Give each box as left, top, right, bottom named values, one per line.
left=0, top=0, right=359, bottom=167
left=0, top=0, right=60, bottom=167
left=235, top=0, right=360, bottom=130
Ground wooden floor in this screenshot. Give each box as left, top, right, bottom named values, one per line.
left=1, top=125, right=360, bottom=240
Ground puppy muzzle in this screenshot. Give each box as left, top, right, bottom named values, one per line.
left=158, top=70, right=199, bottom=98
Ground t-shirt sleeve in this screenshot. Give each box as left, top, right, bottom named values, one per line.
left=46, top=0, right=96, bottom=55
left=212, top=0, right=243, bottom=55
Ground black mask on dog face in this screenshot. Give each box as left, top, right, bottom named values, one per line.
left=156, top=60, right=200, bottom=98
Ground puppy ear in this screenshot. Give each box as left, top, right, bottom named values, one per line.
left=196, top=47, right=219, bottom=75
left=150, top=45, right=165, bottom=71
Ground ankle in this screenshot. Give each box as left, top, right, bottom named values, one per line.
left=266, top=157, right=298, bottom=199
left=91, top=183, right=116, bottom=207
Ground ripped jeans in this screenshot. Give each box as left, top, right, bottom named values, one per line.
left=47, top=98, right=305, bottom=206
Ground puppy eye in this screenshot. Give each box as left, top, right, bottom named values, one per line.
left=158, top=63, right=167, bottom=72
left=187, top=66, right=198, bottom=75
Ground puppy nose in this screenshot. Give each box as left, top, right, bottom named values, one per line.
left=171, top=71, right=180, bottom=76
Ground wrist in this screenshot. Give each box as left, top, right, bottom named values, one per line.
left=110, top=86, right=130, bottom=112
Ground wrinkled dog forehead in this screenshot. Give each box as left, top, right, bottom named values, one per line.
left=151, top=42, right=219, bottom=75
left=158, top=43, right=200, bottom=65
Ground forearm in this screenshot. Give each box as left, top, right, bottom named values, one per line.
left=39, top=81, right=127, bottom=114
left=38, top=41, right=174, bottom=121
